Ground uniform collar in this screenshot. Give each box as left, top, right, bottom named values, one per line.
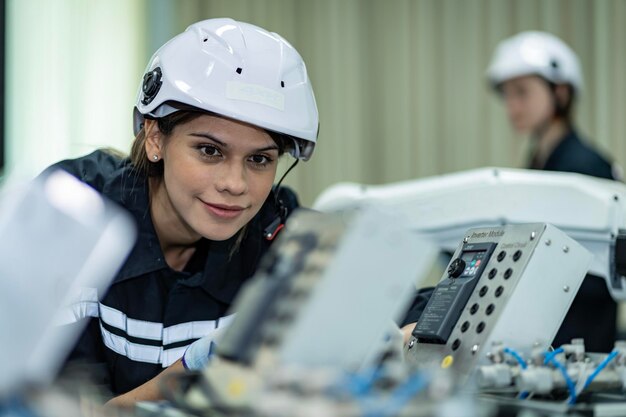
left=542, top=129, right=579, bottom=169
left=106, top=167, right=168, bottom=283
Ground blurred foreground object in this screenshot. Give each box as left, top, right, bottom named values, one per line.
left=145, top=207, right=445, bottom=416
left=0, top=169, right=136, bottom=395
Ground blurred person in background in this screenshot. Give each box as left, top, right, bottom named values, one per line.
left=46, top=17, right=319, bottom=400
left=486, top=30, right=620, bottom=352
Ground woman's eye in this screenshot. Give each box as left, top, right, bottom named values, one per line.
left=249, top=154, right=273, bottom=166
left=198, top=145, right=221, bottom=157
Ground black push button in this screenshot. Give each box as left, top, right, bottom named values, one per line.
left=477, top=322, right=486, bottom=333
left=461, top=321, right=470, bottom=332
left=495, top=286, right=504, bottom=297
left=488, top=268, right=497, bottom=279
left=452, top=339, right=461, bottom=351
left=497, top=250, right=506, bottom=262
left=513, top=250, right=522, bottom=262
left=504, top=268, right=513, bottom=280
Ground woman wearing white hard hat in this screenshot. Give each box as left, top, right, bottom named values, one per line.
left=49, top=18, right=318, bottom=398
left=487, top=31, right=618, bottom=352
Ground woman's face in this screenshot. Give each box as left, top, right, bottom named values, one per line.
left=500, top=75, right=554, bottom=134
left=146, top=114, right=280, bottom=242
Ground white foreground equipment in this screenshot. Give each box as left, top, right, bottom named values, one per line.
left=313, top=167, right=626, bottom=300
left=0, top=170, right=136, bottom=394
left=217, top=207, right=438, bottom=372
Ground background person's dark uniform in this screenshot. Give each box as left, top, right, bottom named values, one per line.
left=530, top=129, right=619, bottom=352
left=50, top=150, right=299, bottom=394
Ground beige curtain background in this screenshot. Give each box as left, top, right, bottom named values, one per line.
left=159, top=0, right=626, bottom=206
left=7, top=0, right=625, bottom=205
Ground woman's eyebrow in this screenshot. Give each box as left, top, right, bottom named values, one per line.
left=255, top=144, right=280, bottom=153
left=189, top=133, right=227, bottom=147
left=190, top=132, right=279, bottom=153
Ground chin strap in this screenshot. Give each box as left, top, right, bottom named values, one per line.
left=263, top=155, right=300, bottom=241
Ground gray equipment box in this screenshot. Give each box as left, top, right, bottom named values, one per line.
left=405, top=223, right=591, bottom=387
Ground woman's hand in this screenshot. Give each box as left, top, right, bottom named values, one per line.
left=401, top=322, right=417, bottom=344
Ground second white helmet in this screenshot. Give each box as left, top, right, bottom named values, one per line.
left=486, top=31, right=583, bottom=94
left=134, top=18, right=319, bottom=160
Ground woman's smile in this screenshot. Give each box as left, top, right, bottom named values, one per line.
left=201, top=200, right=248, bottom=220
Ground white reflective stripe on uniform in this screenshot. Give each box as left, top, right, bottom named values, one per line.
left=163, top=320, right=217, bottom=345
left=55, top=287, right=101, bottom=325
left=55, top=301, right=100, bottom=325
left=162, top=346, right=187, bottom=367
left=100, top=323, right=162, bottom=364
left=99, top=303, right=163, bottom=341
left=99, top=302, right=223, bottom=344
left=99, top=322, right=191, bottom=367
left=217, top=313, right=236, bottom=328
left=97, top=302, right=236, bottom=365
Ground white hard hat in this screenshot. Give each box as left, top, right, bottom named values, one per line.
left=486, top=31, right=583, bottom=95
left=134, top=18, right=319, bottom=160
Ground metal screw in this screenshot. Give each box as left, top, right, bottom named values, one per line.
left=472, top=344, right=480, bottom=354
left=463, top=236, right=469, bottom=243
left=408, top=339, right=415, bottom=349
left=563, top=285, right=570, bottom=293
left=529, top=231, right=536, bottom=240
left=545, top=239, right=551, bottom=246
left=563, top=246, right=569, bottom=253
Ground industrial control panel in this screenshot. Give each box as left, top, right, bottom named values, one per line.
left=405, top=223, right=592, bottom=387
left=217, top=207, right=437, bottom=372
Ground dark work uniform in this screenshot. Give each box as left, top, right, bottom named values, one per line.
left=532, top=130, right=619, bottom=352
left=50, top=150, right=299, bottom=394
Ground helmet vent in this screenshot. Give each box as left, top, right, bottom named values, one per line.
left=141, top=67, right=163, bottom=105
left=281, top=81, right=285, bottom=88
left=203, top=38, right=208, bottom=42
left=236, top=67, right=243, bottom=74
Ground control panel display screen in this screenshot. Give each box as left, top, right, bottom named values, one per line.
left=460, top=250, right=487, bottom=277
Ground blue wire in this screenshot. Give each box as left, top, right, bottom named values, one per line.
left=342, top=368, right=383, bottom=397
left=582, top=350, right=619, bottom=391
left=365, top=372, right=429, bottom=417
left=503, top=347, right=529, bottom=399
left=543, top=347, right=564, bottom=365
left=544, top=350, right=577, bottom=404
left=503, top=347, right=528, bottom=369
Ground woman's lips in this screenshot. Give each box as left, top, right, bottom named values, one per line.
left=202, top=202, right=246, bottom=219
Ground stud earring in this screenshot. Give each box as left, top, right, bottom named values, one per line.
left=152, top=155, right=159, bottom=161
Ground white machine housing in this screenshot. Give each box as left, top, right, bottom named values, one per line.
left=0, top=170, right=136, bottom=394
left=216, top=207, right=438, bottom=372
left=313, top=167, right=626, bottom=300
left=405, top=223, right=592, bottom=387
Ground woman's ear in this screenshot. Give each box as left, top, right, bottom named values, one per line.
left=554, top=84, right=572, bottom=108
left=144, top=119, right=163, bottom=161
